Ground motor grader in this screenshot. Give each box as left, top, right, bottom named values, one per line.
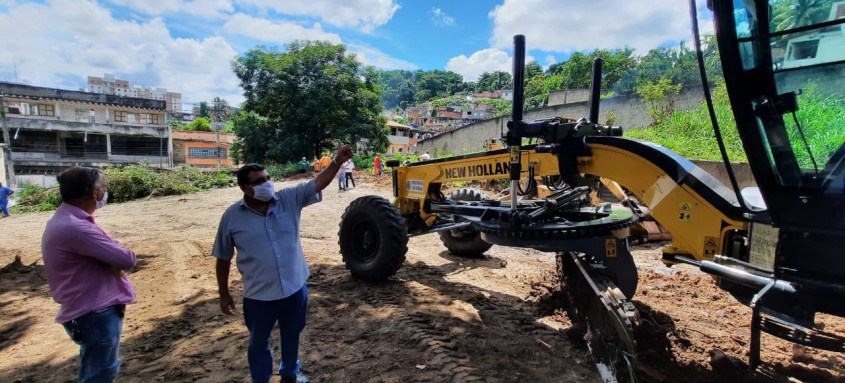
left=338, top=0, right=845, bottom=381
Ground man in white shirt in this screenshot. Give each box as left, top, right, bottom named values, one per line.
left=343, top=159, right=355, bottom=189
left=418, top=151, right=431, bottom=161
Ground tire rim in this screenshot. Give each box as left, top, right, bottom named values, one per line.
left=349, top=216, right=380, bottom=263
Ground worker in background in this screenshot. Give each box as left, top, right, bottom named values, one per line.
left=213, top=144, right=353, bottom=383
left=373, top=154, right=382, bottom=176
left=338, top=166, right=347, bottom=191
left=343, top=159, right=355, bottom=189
left=297, top=157, right=309, bottom=173
left=41, top=167, right=137, bottom=382
left=319, top=154, right=332, bottom=173
left=418, top=151, right=431, bottom=161
left=0, top=181, right=14, bottom=217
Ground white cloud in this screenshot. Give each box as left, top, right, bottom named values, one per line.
left=489, top=0, right=694, bottom=53
left=239, top=0, right=399, bottom=32
left=543, top=55, right=557, bottom=68
left=446, top=49, right=511, bottom=82
left=430, top=8, right=455, bottom=27
left=106, top=0, right=233, bottom=19
left=0, top=0, right=242, bottom=106
left=224, top=13, right=342, bottom=44
left=346, top=44, right=418, bottom=70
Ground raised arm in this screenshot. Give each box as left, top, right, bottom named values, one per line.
left=315, top=144, right=353, bottom=192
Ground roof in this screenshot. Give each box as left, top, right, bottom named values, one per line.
left=0, top=81, right=166, bottom=111
left=386, top=120, right=415, bottom=130
left=171, top=130, right=236, bottom=144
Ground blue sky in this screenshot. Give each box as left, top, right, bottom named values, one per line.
left=0, top=0, right=712, bottom=110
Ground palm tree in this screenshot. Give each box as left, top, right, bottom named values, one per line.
left=772, top=0, right=833, bottom=32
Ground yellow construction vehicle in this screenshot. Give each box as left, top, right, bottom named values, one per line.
left=338, top=1, right=845, bottom=381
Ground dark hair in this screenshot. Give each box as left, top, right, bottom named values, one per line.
left=237, top=163, right=265, bottom=185
left=58, top=167, right=100, bottom=202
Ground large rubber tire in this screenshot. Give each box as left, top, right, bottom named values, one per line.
left=438, top=188, right=493, bottom=258
left=338, top=195, right=408, bottom=282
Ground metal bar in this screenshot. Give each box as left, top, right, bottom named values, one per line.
left=588, top=58, right=603, bottom=124
left=407, top=221, right=472, bottom=237
left=509, top=34, right=526, bottom=212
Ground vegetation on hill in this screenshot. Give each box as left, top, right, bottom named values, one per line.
left=375, top=35, right=721, bottom=113
left=626, top=81, right=845, bottom=167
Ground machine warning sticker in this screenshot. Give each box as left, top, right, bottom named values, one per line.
left=407, top=179, right=424, bottom=192
left=703, top=236, right=718, bottom=257
left=678, top=202, right=692, bottom=222
left=605, top=239, right=618, bottom=258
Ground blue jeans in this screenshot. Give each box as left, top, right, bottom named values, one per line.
left=338, top=172, right=346, bottom=190
left=0, top=199, right=8, bottom=216
left=243, top=285, right=308, bottom=383
left=62, top=305, right=125, bottom=383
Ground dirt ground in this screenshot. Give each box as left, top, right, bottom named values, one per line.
left=0, top=173, right=843, bottom=383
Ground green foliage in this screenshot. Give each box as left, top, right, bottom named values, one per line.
left=229, top=110, right=269, bottom=164
left=198, top=102, right=210, bottom=118
left=182, top=117, right=211, bottom=131
left=783, top=84, right=845, bottom=168
left=233, top=42, right=389, bottom=163
left=265, top=163, right=305, bottom=179
left=772, top=0, right=831, bottom=31
left=477, top=98, right=512, bottom=117
left=104, top=165, right=235, bottom=203
left=352, top=156, right=374, bottom=174
left=625, top=81, right=742, bottom=162
left=390, top=116, right=409, bottom=125
left=414, top=70, right=464, bottom=103
left=10, top=166, right=236, bottom=214
left=636, top=77, right=683, bottom=124
left=9, top=184, right=61, bottom=213
left=476, top=71, right=512, bottom=92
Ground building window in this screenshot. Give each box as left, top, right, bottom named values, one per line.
left=114, top=111, right=128, bottom=122
left=37, top=104, right=55, bottom=117
left=789, top=40, right=820, bottom=60
left=140, top=113, right=160, bottom=125
left=189, top=147, right=227, bottom=158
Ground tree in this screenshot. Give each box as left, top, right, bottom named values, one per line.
left=233, top=42, right=388, bottom=163
left=525, top=62, right=544, bottom=79
left=184, top=117, right=211, bottom=131
left=772, top=0, right=831, bottom=31
left=414, top=70, right=463, bottom=103
left=636, top=77, right=683, bottom=125
left=476, top=71, right=512, bottom=92
left=198, top=102, right=210, bottom=118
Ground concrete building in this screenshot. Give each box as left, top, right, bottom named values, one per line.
left=0, top=81, right=172, bottom=186
left=386, top=120, right=418, bottom=154
left=171, top=130, right=235, bottom=168
left=88, top=73, right=183, bottom=113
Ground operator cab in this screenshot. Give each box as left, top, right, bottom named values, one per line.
left=713, top=0, right=845, bottom=315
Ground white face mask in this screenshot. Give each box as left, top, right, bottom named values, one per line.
left=96, top=191, right=109, bottom=209
left=251, top=181, right=275, bottom=202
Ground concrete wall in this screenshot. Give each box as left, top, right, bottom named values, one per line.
left=692, top=160, right=757, bottom=189
left=416, top=85, right=707, bottom=156
left=0, top=144, right=6, bottom=186
left=4, top=116, right=165, bottom=137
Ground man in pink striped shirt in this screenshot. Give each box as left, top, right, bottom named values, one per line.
left=42, top=167, right=137, bottom=383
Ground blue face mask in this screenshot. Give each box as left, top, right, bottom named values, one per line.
left=252, top=181, right=275, bottom=202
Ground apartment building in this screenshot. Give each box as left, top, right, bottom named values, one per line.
left=88, top=73, right=182, bottom=113
left=0, top=81, right=171, bottom=185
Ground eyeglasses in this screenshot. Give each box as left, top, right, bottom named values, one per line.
left=246, top=176, right=272, bottom=187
